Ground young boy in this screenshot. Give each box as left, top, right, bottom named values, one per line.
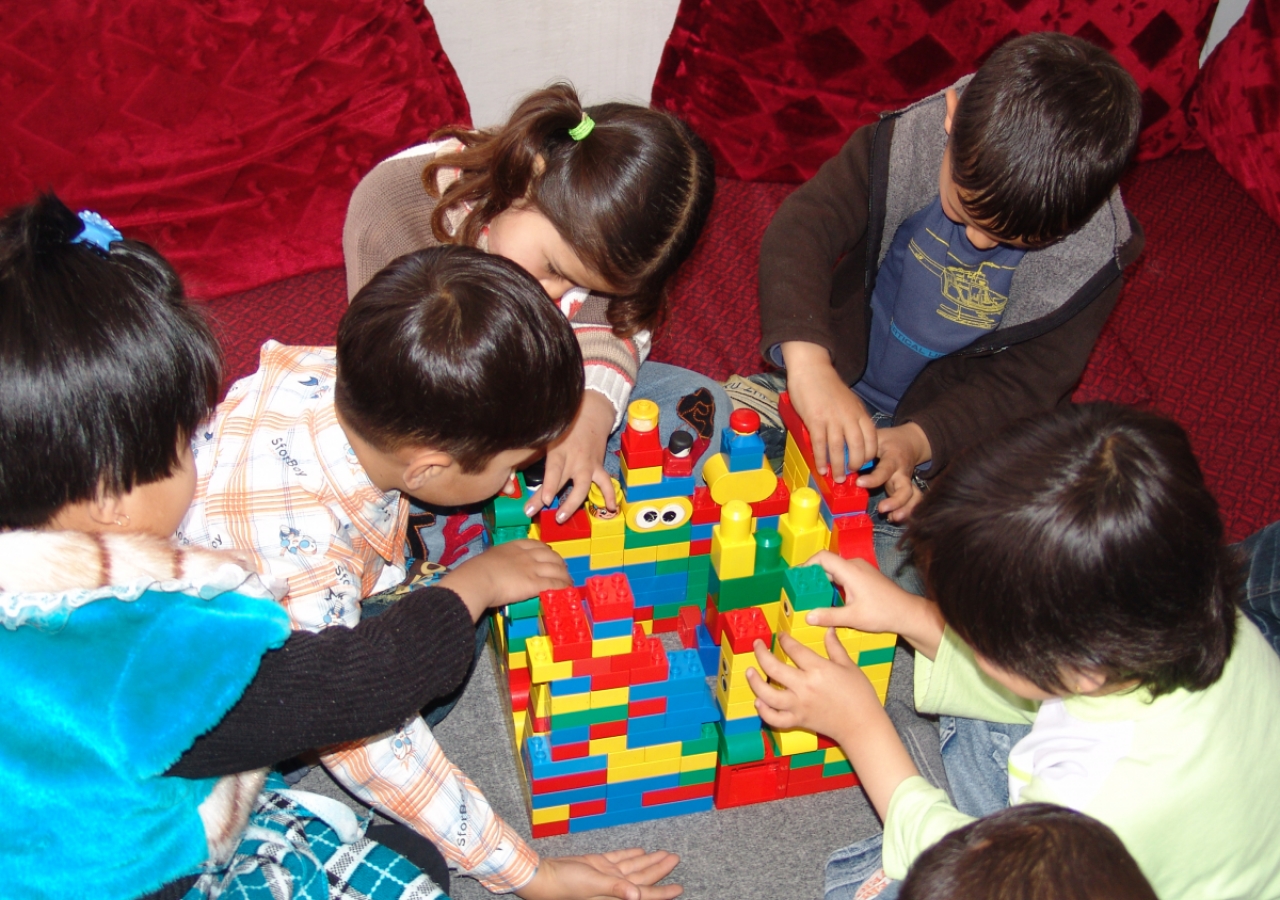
left=757, top=33, right=1143, bottom=544
left=898, top=805, right=1158, bottom=900
left=179, top=246, right=682, bottom=900
left=747, top=404, right=1280, bottom=900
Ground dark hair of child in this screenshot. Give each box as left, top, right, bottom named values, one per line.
left=0, top=193, right=221, bottom=531
left=899, top=804, right=1159, bottom=900
left=950, top=32, right=1142, bottom=247
left=335, top=245, right=585, bottom=472
left=907, top=402, right=1240, bottom=698
left=421, top=83, right=715, bottom=338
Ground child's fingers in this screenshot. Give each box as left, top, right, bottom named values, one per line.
left=591, top=468, right=618, bottom=513
left=744, top=665, right=791, bottom=711
left=824, top=627, right=855, bottom=665
left=557, top=476, right=591, bottom=521
left=750, top=638, right=797, bottom=687
left=775, top=632, right=825, bottom=668
left=610, top=849, right=680, bottom=885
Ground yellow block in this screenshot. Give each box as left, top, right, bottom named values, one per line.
left=637, top=619, right=653, bottom=635
left=771, top=727, right=819, bottom=755
left=512, top=709, right=527, bottom=739
left=608, top=756, right=681, bottom=782
left=755, top=601, right=781, bottom=631
left=720, top=697, right=761, bottom=720
left=623, top=545, right=658, bottom=565
left=654, top=541, right=691, bottom=561
left=591, top=686, right=630, bottom=709
left=607, top=747, right=647, bottom=769
left=526, top=635, right=573, bottom=683
left=824, top=746, right=848, bottom=764
left=860, top=662, right=893, bottom=684
left=549, top=691, right=590, bottom=715
left=703, top=452, right=779, bottom=505
left=621, top=458, right=664, bottom=486
left=779, top=487, right=830, bottom=567
left=531, top=804, right=569, bottom=825
left=590, top=734, right=629, bottom=755
left=680, top=751, right=718, bottom=772
left=590, top=507, right=626, bottom=537
left=508, top=649, right=527, bottom=670
left=592, top=635, right=633, bottom=658
left=548, top=537, right=591, bottom=559
left=711, top=499, right=756, bottom=580
left=589, top=550, right=625, bottom=570
left=591, top=534, right=625, bottom=553
left=529, top=682, right=552, bottom=718
left=644, top=741, right=682, bottom=762
left=527, top=521, right=541, bottom=541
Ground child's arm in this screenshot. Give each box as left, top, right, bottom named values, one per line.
left=856, top=423, right=931, bottom=523
left=438, top=539, right=574, bottom=621
left=781, top=341, right=878, bottom=483
left=533, top=389, right=619, bottom=523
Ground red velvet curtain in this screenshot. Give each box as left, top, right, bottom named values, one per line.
left=2, top=0, right=469, bottom=297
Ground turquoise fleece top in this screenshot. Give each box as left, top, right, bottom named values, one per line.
left=884, top=615, right=1280, bottom=899
left=2, top=584, right=291, bottom=899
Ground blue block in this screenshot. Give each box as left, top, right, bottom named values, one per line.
left=568, top=795, right=715, bottom=832
left=667, top=650, right=706, bottom=692
left=755, top=514, right=780, bottom=532
left=529, top=783, right=607, bottom=808
left=523, top=736, right=607, bottom=778
left=628, top=713, right=667, bottom=733
left=508, top=616, right=541, bottom=639
left=691, top=522, right=714, bottom=541
left=666, top=686, right=710, bottom=712
left=590, top=618, right=634, bottom=639
left=604, top=790, right=645, bottom=811
left=546, top=725, right=591, bottom=748
left=549, top=675, right=592, bottom=696
left=628, top=679, right=671, bottom=701
left=565, top=555, right=592, bottom=577
left=620, top=560, right=657, bottom=579
left=628, top=721, right=708, bottom=748
left=721, top=714, right=763, bottom=735
left=624, top=478, right=695, bottom=502
left=605, top=772, right=680, bottom=798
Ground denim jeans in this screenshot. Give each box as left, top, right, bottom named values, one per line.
left=865, top=410, right=925, bottom=597
left=1239, top=520, right=1280, bottom=657
left=603, top=361, right=731, bottom=483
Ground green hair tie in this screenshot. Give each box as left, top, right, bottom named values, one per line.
left=568, top=113, right=595, bottom=142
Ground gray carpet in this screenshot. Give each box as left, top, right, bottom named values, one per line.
left=299, top=641, right=942, bottom=900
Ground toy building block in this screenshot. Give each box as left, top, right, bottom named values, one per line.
left=721, top=409, right=767, bottom=472
left=585, top=573, right=634, bottom=622
left=690, top=487, right=721, bottom=524
left=710, top=499, right=755, bottom=580
left=620, top=399, right=663, bottom=469
left=830, top=513, right=876, bottom=563
left=782, top=564, right=836, bottom=611
left=750, top=478, right=791, bottom=518
left=663, top=431, right=696, bottom=478
left=778, top=487, right=830, bottom=567
left=539, top=505, right=592, bottom=544
left=720, top=607, right=772, bottom=654
left=702, top=451, right=779, bottom=506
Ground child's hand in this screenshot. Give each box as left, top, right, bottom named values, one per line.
left=438, top=540, right=571, bottom=622
left=781, top=341, right=876, bottom=482
left=856, top=423, right=931, bottom=523
left=518, top=849, right=682, bottom=900
left=530, top=391, right=617, bottom=523
left=746, top=630, right=879, bottom=746
left=804, top=551, right=945, bottom=660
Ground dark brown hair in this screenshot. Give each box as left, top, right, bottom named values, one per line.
left=907, top=403, right=1240, bottom=697
left=336, top=246, right=583, bottom=472
left=950, top=32, right=1141, bottom=246
left=0, top=193, right=220, bottom=529
left=421, top=83, right=715, bottom=338
left=900, top=804, right=1159, bottom=900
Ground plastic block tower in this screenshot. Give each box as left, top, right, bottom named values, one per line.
left=485, top=395, right=897, bottom=831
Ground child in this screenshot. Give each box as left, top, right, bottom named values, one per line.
left=747, top=403, right=1280, bottom=900
left=179, top=245, right=681, bottom=900
left=344, top=83, right=730, bottom=524
left=757, top=33, right=1143, bottom=577
left=898, top=804, right=1158, bottom=900
left=0, top=193, right=598, bottom=900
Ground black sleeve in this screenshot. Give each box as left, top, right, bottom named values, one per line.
left=166, top=585, right=476, bottom=778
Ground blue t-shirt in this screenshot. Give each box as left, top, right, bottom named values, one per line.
left=854, top=197, right=1026, bottom=414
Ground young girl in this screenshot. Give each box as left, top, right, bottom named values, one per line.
left=0, top=194, right=682, bottom=900
left=747, top=403, right=1280, bottom=900
left=344, top=83, right=729, bottom=524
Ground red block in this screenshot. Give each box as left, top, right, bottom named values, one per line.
left=819, top=471, right=869, bottom=515
left=532, top=819, right=570, bottom=839
left=677, top=606, right=703, bottom=649
left=551, top=741, right=589, bottom=761
left=628, top=697, right=667, bottom=718
left=713, top=755, right=789, bottom=809
left=634, top=606, right=654, bottom=621
left=816, top=734, right=839, bottom=750
left=832, top=514, right=877, bottom=565
left=570, top=798, right=607, bottom=817
left=508, top=667, right=531, bottom=713
left=691, top=487, right=721, bottom=524
left=590, top=718, right=629, bottom=740
left=642, top=781, right=715, bottom=806
left=629, top=631, right=670, bottom=684
left=784, top=767, right=858, bottom=798
left=721, top=607, right=772, bottom=655
left=531, top=714, right=551, bottom=734
left=652, top=616, right=679, bottom=634
left=584, top=573, right=635, bottom=622
left=571, top=656, right=613, bottom=677
left=706, top=595, right=721, bottom=643
left=621, top=424, right=663, bottom=469
left=530, top=768, right=607, bottom=795
left=662, top=446, right=694, bottom=477
left=750, top=478, right=791, bottom=518
left=590, top=670, right=630, bottom=691
left=689, top=538, right=712, bottom=556
left=539, top=506, right=592, bottom=543
left=542, top=587, right=592, bottom=662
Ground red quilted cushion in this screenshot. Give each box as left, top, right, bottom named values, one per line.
left=1191, top=0, right=1280, bottom=228
left=2, top=0, right=468, bottom=298
left=653, top=0, right=1217, bottom=182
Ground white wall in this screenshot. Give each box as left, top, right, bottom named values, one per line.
left=429, top=0, right=682, bottom=127
left=1202, top=0, right=1249, bottom=64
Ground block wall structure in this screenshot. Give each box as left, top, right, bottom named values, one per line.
left=484, top=394, right=897, bottom=834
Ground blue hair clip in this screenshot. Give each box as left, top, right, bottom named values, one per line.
left=72, top=210, right=122, bottom=254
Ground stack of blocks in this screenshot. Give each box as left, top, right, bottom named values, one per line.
left=484, top=394, right=898, bottom=832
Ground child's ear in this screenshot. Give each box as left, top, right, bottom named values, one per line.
left=48, top=489, right=130, bottom=532
left=943, top=89, right=959, bottom=135
left=1071, top=669, right=1110, bottom=696
left=401, top=448, right=456, bottom=493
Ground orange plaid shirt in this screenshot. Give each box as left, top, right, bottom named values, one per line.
left=179, top=342, right=538, bottom=891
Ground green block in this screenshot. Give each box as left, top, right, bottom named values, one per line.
left=653, top=602, right=686, bottom=620
left=551, top=704, right=628, bottom=730
left=713, top=568, right=785, bottom=612
left=656, top=557, right=691, bottom=574
left=858, top=645, right=897, bottom=667
left=507, top=596, right=541, bottom=620
left=491, top=525, right=530, bottom=546
left=823, top=759, right=854, bottom=778
left=624, top=522, right=692, bottom=549
left=684, top=579, right=708, bottom=604
left=783, top=564, right=836, bottom=611
left=718, top=725, right=766, bottom=765
left=754, top=528, right=783, bottom=571
left=687, top=555, right=712, bottom=576
left=485, top=474, right=531, bottom=529
left=508, top=634, right=528, bottom=653
left=679, top=766, right=716, bottom=787
left=682, top=722, right=718, bottom=756
left=789, top=749, right=827, bottom=769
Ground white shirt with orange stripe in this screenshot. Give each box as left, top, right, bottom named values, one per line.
left=179, top=341, right=539, bottom=891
